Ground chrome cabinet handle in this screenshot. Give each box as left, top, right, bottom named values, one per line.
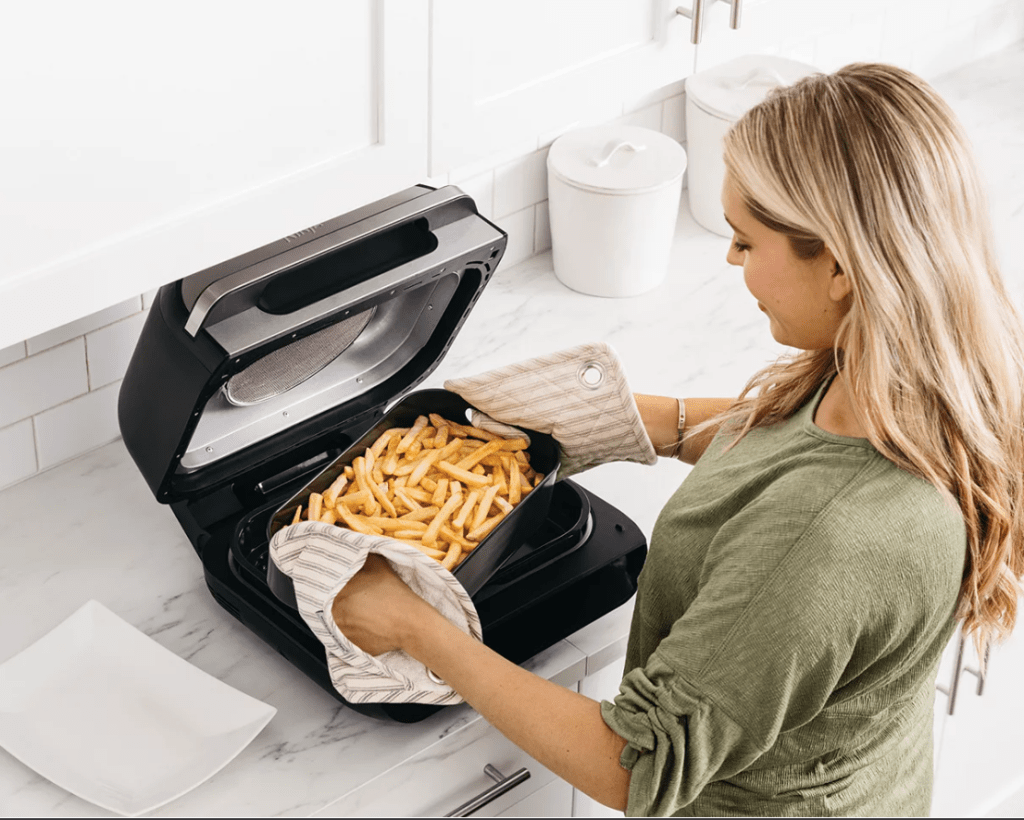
left=676, top=0, right=742, bottom=45
left=935, top=635, right=966, bottom=715
left=444, top=764, right=531, bottom=817
left=962, top=641, right=990, bottom=696
left=936, top=635, right=990, bottom=715
left=728, top=0, right=743, bottom=29
left=675, top=0, right=707, bottom=44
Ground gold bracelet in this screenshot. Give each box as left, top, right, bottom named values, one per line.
left=673, top=398, right=686, bottom=458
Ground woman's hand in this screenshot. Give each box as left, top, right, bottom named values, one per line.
left=330, top=554, right=432, bottom=656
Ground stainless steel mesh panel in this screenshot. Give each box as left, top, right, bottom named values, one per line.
left=224, top=307, right=376, bottom=406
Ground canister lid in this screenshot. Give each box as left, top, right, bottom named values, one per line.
left=684, top=54, right=819, bottom=122
left=547, top=125, right=687, bottom=195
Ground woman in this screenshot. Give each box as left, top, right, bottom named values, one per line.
left=331, top=63, right=1024, bottom=816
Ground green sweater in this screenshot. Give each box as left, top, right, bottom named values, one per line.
left=601, top=382, right=966, bottom=816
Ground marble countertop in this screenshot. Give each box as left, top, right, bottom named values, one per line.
left=2, top=45, right=1021, bottom=817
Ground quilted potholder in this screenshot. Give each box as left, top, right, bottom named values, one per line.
left=444, top=342, right=657, bottom=478
left=269, top=521, right=481, bottom=705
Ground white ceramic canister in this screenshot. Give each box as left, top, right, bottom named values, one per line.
left=547, top=125, right=687, bottom=298
left=685, top=55, right=818, bottom=238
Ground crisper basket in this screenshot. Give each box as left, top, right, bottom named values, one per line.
left=266, top=389, right=559, bottom=606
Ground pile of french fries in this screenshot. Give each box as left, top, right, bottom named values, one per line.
left=289, top=413, right=544, bottom=571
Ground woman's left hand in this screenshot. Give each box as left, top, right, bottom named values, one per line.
left=330, top=553, right=431, bottom=656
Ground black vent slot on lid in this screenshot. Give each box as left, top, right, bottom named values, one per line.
left=258, top=218, right=439, bottom=315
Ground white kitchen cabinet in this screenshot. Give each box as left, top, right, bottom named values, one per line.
left=692, top=0, right=889, bottom=73
left=931, top=604, right=1024, bottom=817
left=498, top=777, right=575, bottom=817
left=0, top=0, right=428, bottom=351
left=314, top=710, right=564, bottom=817
left=428, top=0, right=699, bottom=176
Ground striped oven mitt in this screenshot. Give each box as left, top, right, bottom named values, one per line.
left=269, top=521, right=482, bottom=705
left=444, top=342, right=657, bottom=479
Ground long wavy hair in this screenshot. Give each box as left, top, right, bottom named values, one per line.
left=708, top=63, right=1024, bottom=655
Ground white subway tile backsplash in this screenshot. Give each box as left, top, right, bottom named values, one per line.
left=814, top=23, right=885, bottom=73
left=624, top=78, right=688, bottom=115
left=86, top=311, right=148, bottom=390
left=34, top=382, right=121, bottom=470
left=883, top=0, right=950, bottom=37
left=25, top=296, right=141, bottom=355
left=662, top=95, right=687, bottom=145
left=454, top=170, right=496, bottom=220
left=974, top=3, right=1024, bottom=60
left=493, top=149, right=550, bottom=219
left=536, top=98, right=624, bottom=150
left=778, top=40, right=819, bottom=68
left=448, top=138, right=539, bottom=188
left=0, top=342, right=26, bottom=369
left=494, top=206, right=536, bottom=271
left=912, top=22, right=977, bottom=80
left=0, top=420, right=37, bottom=491
left=535, top=201, right=552, bottom=255
left=614, top=103, right=663, bottom=133
left=0, top=340, right=88, bottom=429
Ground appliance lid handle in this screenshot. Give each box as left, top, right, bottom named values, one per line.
left=183, top=185, right=469, bottom=337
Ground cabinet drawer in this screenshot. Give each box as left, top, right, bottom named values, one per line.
left=315, top=716, right=559, bottom=817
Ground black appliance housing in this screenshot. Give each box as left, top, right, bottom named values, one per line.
left=118, top=185, right=646, bottom=722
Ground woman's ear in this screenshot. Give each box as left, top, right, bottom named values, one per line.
left=827, top=252, right=852, bottom=303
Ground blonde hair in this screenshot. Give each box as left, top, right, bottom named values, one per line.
left=712, top=63, right=1024, bottom=654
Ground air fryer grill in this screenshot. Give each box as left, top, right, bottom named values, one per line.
left=118, top=184, right=647, bottom=723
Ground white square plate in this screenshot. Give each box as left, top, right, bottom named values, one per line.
left=0, top=600, right=276, bottom=816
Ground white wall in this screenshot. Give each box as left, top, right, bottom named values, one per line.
left=2, top=0, right=1022, bottom=491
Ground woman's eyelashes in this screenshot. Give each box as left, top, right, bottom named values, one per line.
left=732, top=240, right=750, bottom=253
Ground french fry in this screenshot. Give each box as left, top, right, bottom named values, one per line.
left=473, top=484, right=502, bottom=530
left=291, top=505, right=303, bottom=524
left=441, top=542, right=463, bottom=571
left=467, top=513, right=505, bottom=542
left=455, top=440, right=501, bottom=471
left=396, top=415, right=428, bottom=453
left=412, top=543, right=448, bottom=560
left=407, top=448, right=442, bottom=486
left=434, top=424, right=450, bottom=448
left=422, top=491, right=464, bottom=548
left=509, top=460, right=522, bottom=505
left=382, top=434, right=402, bottom=474
left=431, top=477, right=449, bottom=508
left=336, top=489, right=371, bottom=509
left=400, top=505, right=440, bottom=522
left=335, top=503, right=382, bottom=535
left=323, top=473, right=348, bottom=508
left=452, top=489, right=480, bottom=531
left=362, top=516, right=427, bottom=532
left=369, top=478, right=398, bottom=518
left=440, top=525, right=475, bottom=550
left=320, top=509, right=338, bottom=525
left=308, top=492, right=323, bottom=522
left=370, top=428, right=400, bottom=458
left=394, top=487, right=421, bottom=511
left=352, top=456, right=380, bottom=516
left=437, top=460, right=491, bottom=488
left=462, top=424, right=500, bottom=442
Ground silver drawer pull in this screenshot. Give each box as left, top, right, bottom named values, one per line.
left=444, top=763, right=531, bottom=817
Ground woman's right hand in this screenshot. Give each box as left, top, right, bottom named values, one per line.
left=330, top=553, right=438, bottom=656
